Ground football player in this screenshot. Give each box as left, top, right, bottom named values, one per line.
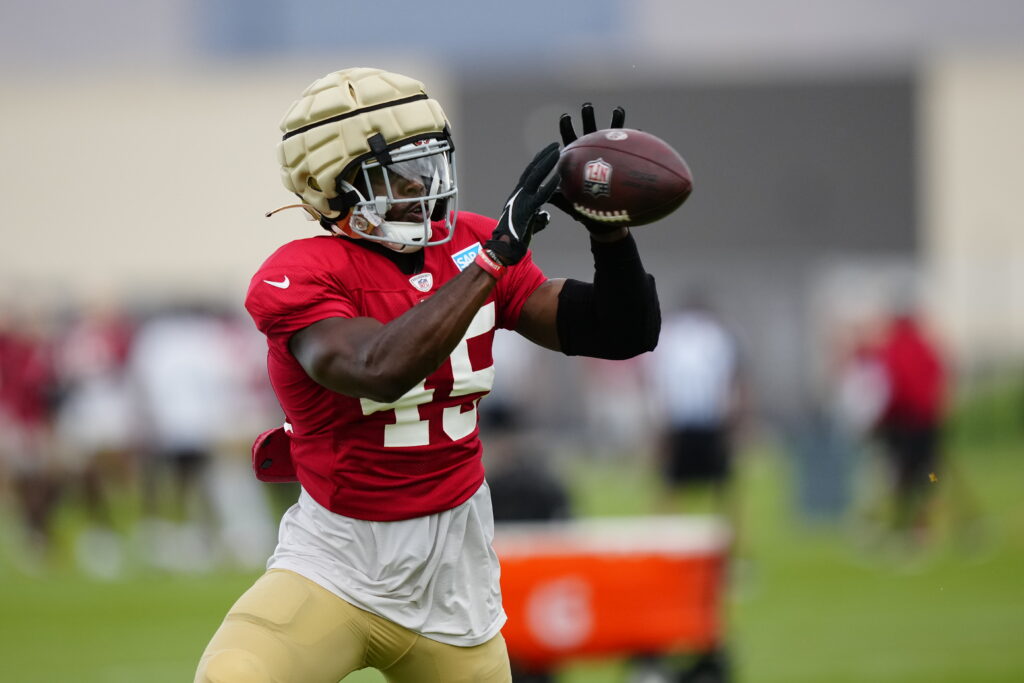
left=194, top=67, right=661, bottom=683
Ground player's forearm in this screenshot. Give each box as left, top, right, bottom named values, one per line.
left=555, top=233, right=661, bottom=359
left=342, top=265, right=497, bottom=403
left=589, top=226, right=629, bottom=243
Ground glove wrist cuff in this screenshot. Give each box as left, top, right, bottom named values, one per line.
left=475, top=248, right=507, bottom=281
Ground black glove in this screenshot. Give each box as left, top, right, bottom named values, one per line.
left=549, top=103, right=627, bottom=235
left=558, top=102, right=626, bottom=145
left=485, top=142, right=560, bottom=266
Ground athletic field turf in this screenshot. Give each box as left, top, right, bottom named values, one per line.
left=1, top=384, right=1021, bottom=682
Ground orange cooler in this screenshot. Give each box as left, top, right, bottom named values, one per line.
left=494, top=516, right=730, bottom=669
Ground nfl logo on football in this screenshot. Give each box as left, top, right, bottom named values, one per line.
left=582, top=158, right=612, bottom=198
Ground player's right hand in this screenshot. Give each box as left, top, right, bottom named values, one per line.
left=485, top=142, right=560, bottom=266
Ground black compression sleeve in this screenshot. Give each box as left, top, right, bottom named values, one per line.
left=555, top=233, right=661, bottom=359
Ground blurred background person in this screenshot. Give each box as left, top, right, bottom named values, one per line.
left=0, top=306, right=62, bottom=569
left=870, top=302, right=949, bottom=551
left=826, top=315, right=889, bottom=444
left=52, top=296, right=138, bottom=578
left=645, top=291, right=746, bottom=523
left=579, top=355, right=655, bottom=461
left=204, top=308, right=283, bottom=569
left=129, top=302, right=276, bottom=571
left=820, top=310, right=890, bottom=549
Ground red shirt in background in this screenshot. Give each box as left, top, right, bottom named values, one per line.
left=878, top=316, right=946, bottom=428
left=0, top=328, right=56, bottom=428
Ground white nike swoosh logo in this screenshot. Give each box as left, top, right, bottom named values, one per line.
left=505, top=189, right=522, bottom=240
left=263, top=276, right=290, bottom=289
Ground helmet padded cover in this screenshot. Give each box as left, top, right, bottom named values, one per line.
left=277, top=68, right=450, bottom=219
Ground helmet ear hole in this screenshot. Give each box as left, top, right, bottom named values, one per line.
left=307, top=176, right=322, bottom=191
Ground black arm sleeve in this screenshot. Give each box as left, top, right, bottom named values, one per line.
left=555, top=233, right=661, bottom=359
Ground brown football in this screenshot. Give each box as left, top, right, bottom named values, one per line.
left=556, top=128, right=692, bottom=227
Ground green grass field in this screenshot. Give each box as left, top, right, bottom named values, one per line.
left=1, top=382, right=1022, bottom=682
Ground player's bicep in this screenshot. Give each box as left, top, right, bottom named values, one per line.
left=289, top=316, right=385, bottom=397
left=515, top=278, right=565, bottom=351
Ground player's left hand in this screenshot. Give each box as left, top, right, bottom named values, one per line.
left=485, top=142, right=560, bottom=265
left=558, top=102, right=626, bottom=145
left=550, top=103, right=628, bottom=236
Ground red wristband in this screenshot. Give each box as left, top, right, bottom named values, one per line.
left=474, top=248, right=506, bottom=281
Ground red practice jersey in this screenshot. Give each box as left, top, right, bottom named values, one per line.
left=245, top=212, right=547, bottom=521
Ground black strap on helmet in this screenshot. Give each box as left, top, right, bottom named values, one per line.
left=367, top=133, right=393, bottom=166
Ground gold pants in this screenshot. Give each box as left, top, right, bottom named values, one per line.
left=195, top=569, right=512, bottom=683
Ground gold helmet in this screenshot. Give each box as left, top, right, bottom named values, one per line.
left=276, top=67, right=457, bottom=252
